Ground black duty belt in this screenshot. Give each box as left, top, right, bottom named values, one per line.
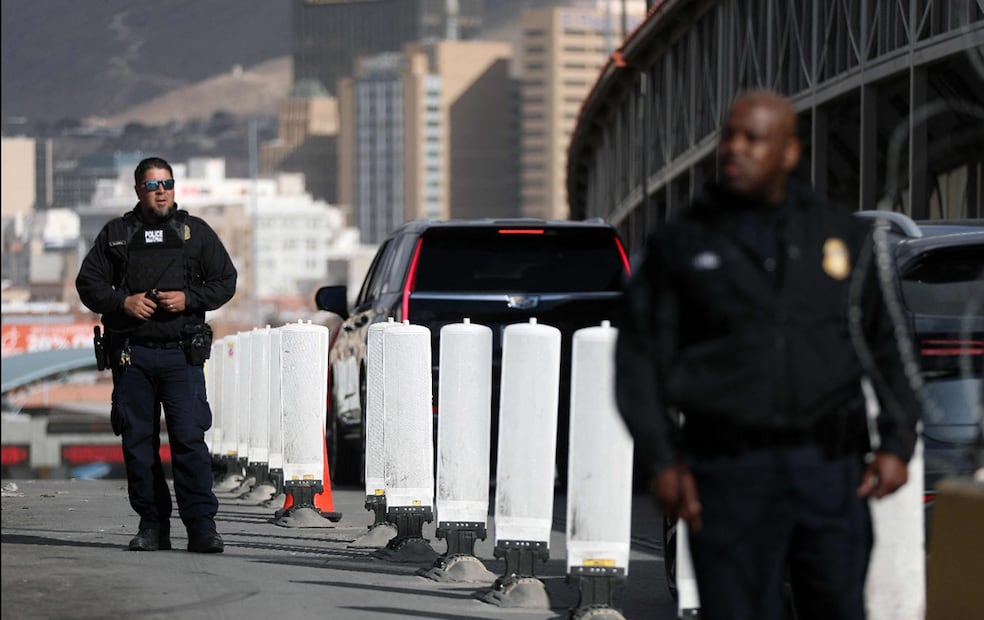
left=682, top=417, right=816, bottom=457
left=130, top=339, right=182, bottom=349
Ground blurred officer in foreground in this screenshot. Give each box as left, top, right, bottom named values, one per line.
left=77, top=157, right=237, bottom=553
left=615, top=90, right=922, bottom=620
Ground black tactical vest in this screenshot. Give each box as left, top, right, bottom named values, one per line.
left=124, top=211, right=188, bottom=294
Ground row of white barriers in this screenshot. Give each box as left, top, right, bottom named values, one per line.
left=202, top=317, right=642, bottom=617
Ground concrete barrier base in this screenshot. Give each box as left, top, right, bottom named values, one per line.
left=349, top=522, right=397, bottom=548
left=213, top=473, right=245, bottom=491
left=238, top=483, right=276, bottom=503
left=418, top=553, right=496, bottom=583
left=371, top=537, right=439, bottom=563
left=476, top=576, right=550, bottom=609
left=270, top=506, right=338, bottom=528
left=572, top=605, right=627, bottom=620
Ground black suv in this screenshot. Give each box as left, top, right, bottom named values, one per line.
left=315, top=218, right=631, bottom=486
left=855, top=212, right=983, bottom=539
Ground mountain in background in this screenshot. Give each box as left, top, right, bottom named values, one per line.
left=1, top=0, right=291, bottom=124
left=1, top=0, right=593, bottom=127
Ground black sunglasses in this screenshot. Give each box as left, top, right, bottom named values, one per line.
left=142, top=179, right=175, bottom=191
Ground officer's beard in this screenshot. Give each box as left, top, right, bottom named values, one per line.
left=147, top=204, right=176, bottom=223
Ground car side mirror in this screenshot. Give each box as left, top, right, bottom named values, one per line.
left=315, top=285, right=349, bottom=320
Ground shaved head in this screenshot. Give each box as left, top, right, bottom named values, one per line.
left=717, top=90, right=802, bottom=205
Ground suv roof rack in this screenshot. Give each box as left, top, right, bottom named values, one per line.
left=854, top=210, right=923, bottom=238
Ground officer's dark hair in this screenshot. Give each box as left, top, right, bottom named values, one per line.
left=134, top=157, right=174, bottom=184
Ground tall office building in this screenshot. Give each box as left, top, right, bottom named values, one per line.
left=518, top=3, right=642, bottom=220
left=292, top=0, right=484, bottom=96
left=338, top=39, right=516, bottom=244
left=338, top=39, right=515, bottom=243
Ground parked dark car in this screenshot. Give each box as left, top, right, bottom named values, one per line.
left=854, top=212, right=984, bottom=540
left=315, top=218, right=631, bottom=487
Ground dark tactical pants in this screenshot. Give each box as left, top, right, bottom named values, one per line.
left=688, top=443, right=872, bottom=620
left=111, top=345, right=218, bottom=536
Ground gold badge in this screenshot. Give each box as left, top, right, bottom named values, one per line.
left=184, top=224, right=191, bottom=241
left=822, top=238, right=850, bottom=280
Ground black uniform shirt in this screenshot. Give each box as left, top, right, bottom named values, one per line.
left=76, top=205, right=237, bottom=342
left=614, top=181, right=922, bottom=473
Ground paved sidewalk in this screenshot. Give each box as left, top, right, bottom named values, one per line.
left=1, top=478, right=676, bottom=620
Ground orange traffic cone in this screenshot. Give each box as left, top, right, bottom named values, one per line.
left=272, top=433, right=342, bottom=525
left=314, top=433, right=341, bottom=520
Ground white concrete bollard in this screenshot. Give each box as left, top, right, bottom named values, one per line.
left=274, top=321, right=338, bottom=527
left=494, top=318, right=561, bottom=545
left=228, top=330, right=255, bottom=495
left=421, top=318, right=497, bottom=582
left=436, top=318, right=493, bottom=526
left=267, top=327, right=284, bottom=478
left=676, top=519, right=701, bottom=615
left=214, top=334, right=244, bottom=490
left=219, top=334, right=240, bottom=460
left=239, top=325, right=275, bottom=502
left=279, top=321, right=330, bottom=483
left=205, top=339, right=223, bottom=457
left=235, top=330, right=253, bottom=467
left=866, top=440, right=926, bottom=620
left=381, top=322, right=434, bottom=512
left=372, top=321, right=438, bottom=562
left=482, top=318, right=560, bottom=609
left=566, top=321, right=633, bottom=615
left=863, top=376, right=926, bottom=620
left=247, top=326, right=272, bottom=468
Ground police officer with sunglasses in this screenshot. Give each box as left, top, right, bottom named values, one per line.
left=76, top=156, right=237, bottom=553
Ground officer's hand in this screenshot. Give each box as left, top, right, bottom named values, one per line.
left=156, top=290, right=186, bottom=313
left=651, top=463, right=703, bottom=531
left=857, top=452, right=908, bottom=499
left=123, top=292, right=157, bottom=320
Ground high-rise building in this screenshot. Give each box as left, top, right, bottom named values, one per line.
left=260, top=85, right=340, bottom=204
left=338, top=39, right=516, bottom=244
left=518, top=3, right=643, bottom=220
left=292, top=0, right=484, bottom=96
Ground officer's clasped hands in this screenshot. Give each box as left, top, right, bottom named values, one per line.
left=124, top=290, right=185, bottom=320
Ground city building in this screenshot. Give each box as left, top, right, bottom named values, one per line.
left=337, top=39, right=516, bottom=244
left=518, top=3, right=643, bottom=220
left=259, top=83, right=340, bottom=205
left=292, top=0, right=483, bottom=97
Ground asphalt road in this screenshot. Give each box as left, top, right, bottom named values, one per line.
left=1, top=478, right=677, bottom=620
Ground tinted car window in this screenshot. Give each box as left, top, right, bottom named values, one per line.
left=355, top=241, right=388, bottom=307
left=900, top=246, right=984, bottom=315
left=412, top=227, right=625, bottom=293
left=383, top=233, right=417, bottom=294
left=921, top=377, right=982, bottom=444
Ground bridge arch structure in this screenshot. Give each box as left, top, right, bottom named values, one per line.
left=567, top=0, right=984, bottom=251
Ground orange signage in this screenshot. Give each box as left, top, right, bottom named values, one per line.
left=1, top=323, right=99, bottom=357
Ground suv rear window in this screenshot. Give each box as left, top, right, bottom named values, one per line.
left=412, top=227, right=626, bottom=293
left=900, top=246, right=984, bottom=315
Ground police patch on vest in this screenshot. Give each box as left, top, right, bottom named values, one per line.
left=184, top=224, right=191, bottom=241
left=822, top=238, right=851, bottom=280
left=145, top=230, right=164, bottom=243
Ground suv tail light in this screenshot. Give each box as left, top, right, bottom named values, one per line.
left=919, top=339, right=984, bottom=357
left=497, top=228, right=544, bottom=235
left=614, top=236, right=631, bottom=276
left=401, top=238, right=425, bottom=321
